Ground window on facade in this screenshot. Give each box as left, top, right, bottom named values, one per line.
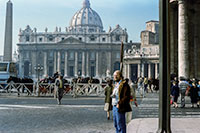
left=102, top=38, right=106, bottom=42
left=26, top=36, right=30, bottom=42
left=69, top=66, right=74, bottom=77
left=39, top=37, right=43, bottom=42
left=62, top=37, right=65, bottom=41
left=69, top=52, right=74, bottom=60
left=49, top=35, right=53, bottom=41
left=91, top=66, right=95, bottom=77
left=62, top=53, right=65, bottom=59
left=48, top=66, right=53, bottom=77
left=49, top=51, right=53, bottom=58
left=116, top=35, right=120, bottom=41
left=90, top=37, right=95, bottom=41
left=114, top=62, right=120, bottom=71
left=79, top=37, right=82, bottom=41
left=90, top=52, right=95, bottom=60
left=116, top=53, right=120, bottom=59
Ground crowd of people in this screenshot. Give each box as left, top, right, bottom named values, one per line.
left=171, top=76, right=200, bottom=108
left=103, top=73, right=200, bottom=133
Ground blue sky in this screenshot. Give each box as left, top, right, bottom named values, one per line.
left=0, top=0, right=158, bottom=55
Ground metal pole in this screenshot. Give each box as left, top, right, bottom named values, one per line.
left=157, top=0, right=171, bottom=132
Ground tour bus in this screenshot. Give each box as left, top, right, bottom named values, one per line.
left=0, top=62, right=17, bottom=84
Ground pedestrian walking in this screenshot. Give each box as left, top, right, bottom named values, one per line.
left=55, top=75, right=64, bottom=105
left=137, top=77, right=144, bottom=97
left=178, top=77, right=189, bottom=108
left=111, top=70, right=132, bottom=133
left=170, top=81, right=179, bottom=108
left=143, top=77, right=148, bottom=93
left=189, top=82, right=199, bottom=108
left=104, top=79, right=113, bottom=120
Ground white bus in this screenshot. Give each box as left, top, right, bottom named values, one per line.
left=0, top=62, right=17, bottom=84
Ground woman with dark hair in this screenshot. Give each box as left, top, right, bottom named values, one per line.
left=171, top=81, right=179, bottom=108
left=189, top=82, right=199, bottom=108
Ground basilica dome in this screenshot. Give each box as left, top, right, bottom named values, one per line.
left=69, top=0, right=103, bottom=32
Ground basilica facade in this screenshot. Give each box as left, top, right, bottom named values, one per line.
left=17, top=0, right=132, bottom=79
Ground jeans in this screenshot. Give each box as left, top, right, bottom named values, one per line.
left=113, top=106, right=126, bottom=133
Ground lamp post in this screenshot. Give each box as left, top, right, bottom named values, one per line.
left=34, top=64, right=43, bottom=81
left=34, top=64, right=43, bottom=96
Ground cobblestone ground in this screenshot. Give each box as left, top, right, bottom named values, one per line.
left=1, top=91, right=199, bottom=133
left=0, top=96, right=117, bottom=133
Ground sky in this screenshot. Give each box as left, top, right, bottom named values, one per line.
left=0, top=0, right=159, bottom=55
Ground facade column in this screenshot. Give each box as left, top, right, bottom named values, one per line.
left=86, top=52, right=89, bottom=77
left=31, top=51, right=37, bottom=79
left=54, top=51, right=57, bottom=73
left=124, top=63, right=128, bottom=78
left=141, top=63, right=144, bottom=77
left=82, top=51, right=85, bottom=77
left=178, top=0, right=189, bottom=78
left=64, top=51, right=68, bottom=77
left=74, top=51, right=78, bottom=77
left=43, top=51, right=47, bottom=77
left=18, top=52, right=23, bottom=78
left=127, top=64, right=130, bottom=79
left=138, top=63, right=141, bottom=77
left=155, top=63, right=158, bottom=79
left=107, top=52, right=112, bottom=75
left=95, top=52, right=99, bottom=77
left=169, top=3, right=177, bottom=75
left=195, top=2, right=200, bottom=79
left=148, top=63, right=151, bottom=78
left=57, top=51, right=61, bottom=73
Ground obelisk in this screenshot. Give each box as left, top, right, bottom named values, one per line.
left=3, top=0, right=13, bottom=62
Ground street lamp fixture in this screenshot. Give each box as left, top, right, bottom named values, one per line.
left=34, top=64, right=43, bottom=81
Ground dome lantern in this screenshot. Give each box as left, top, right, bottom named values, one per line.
left=83, top=0, right=90, bottom=8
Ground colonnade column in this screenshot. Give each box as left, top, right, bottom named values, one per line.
left=127, top=64, right=130, bottom=80
left=31, top=51, right=37, bottom=79
left=43, top=51, right=47, bottom=77
left=57, top=51, right=61, bottom=73
left=18, top=52, right=23, bottom=78
left=141, top=63, right=144, bottom=77
left=86, top=52, right=89, bottom=77
left=138, top=63, right=141, bottom=78
left=195, top=2, right=200, bottom=79
left=169, top=3, right=176, bottom=75
left=95, top=52, right=99, bottom=77
left=155, top=63, right=158, bottom=79
left=74, top=51, right=78, bottom=77
left=54, top=51, right=57, bottom=73
left=64, top=51, right=68, bottom=77
left=82, top=51, right=85, bottom=77
left=148, top=63, right=151, bottom=78
left=178, top=0, right=189, bottom=78
left=124, top=63, right=128, bottom=78
left=107, top=52, right=112, bottom=75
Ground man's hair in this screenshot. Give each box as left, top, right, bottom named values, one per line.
left=114, top=70, right=122, bottom=77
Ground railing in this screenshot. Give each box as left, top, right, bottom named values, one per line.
left=0, top=82, right=107, bottom=97
left=72, top=83, right=107, bottom=97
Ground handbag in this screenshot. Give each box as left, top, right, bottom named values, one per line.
left=104, top=103, right=109, bottom=111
